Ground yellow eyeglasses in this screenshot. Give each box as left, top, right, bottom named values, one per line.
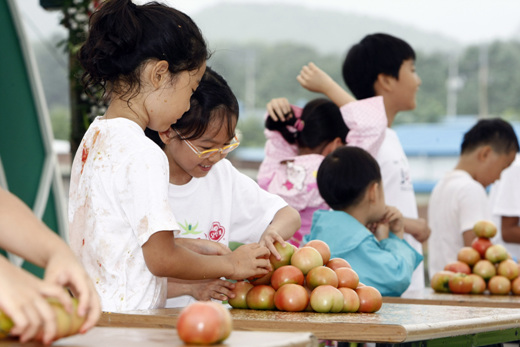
left=174, top=128, right=240, bottom=159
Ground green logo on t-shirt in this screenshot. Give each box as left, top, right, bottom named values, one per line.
left=179, top=220, right=203, bottom=236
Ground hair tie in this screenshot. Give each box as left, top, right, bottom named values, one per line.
left=294, top=119, right=305, bottom=132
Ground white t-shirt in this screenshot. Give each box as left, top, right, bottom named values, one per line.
left=489, top=154, right=520, bottom=260
left=68, top=117, right=179, bottom=312
left=376, top=128, right=424, bottom=293
left=427, top=170, right=489, bottom=278
left=166, top=159, right=288, bottom=307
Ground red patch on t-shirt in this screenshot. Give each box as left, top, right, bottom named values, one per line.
left=209, top=222, right=225, bottom=242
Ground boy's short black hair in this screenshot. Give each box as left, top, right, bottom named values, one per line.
left=461, top=118, right=519, bottom=155
left=317, top=146, right=382, bottom=211
left=342, top=33, right=416, bottom=100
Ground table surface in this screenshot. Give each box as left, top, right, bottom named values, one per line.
left=0, top=327, right=316, bottom=347
left=383, top=287, right=520, bottom=308
left=97, top=303, right=520, bottom=343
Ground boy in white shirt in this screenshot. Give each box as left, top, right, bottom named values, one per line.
left=298, top=33, right=430, bottom=294
left=428, top=118, right=518, bottom=278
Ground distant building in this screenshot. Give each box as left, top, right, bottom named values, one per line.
left=231, top=115, right=520, bottom=195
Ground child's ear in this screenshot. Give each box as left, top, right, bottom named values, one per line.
left=367, top=182, right=379, bottom=203
left=158, top=128, right=175, bottom=145
left=477, top=145, right=492, bottom=162
left=374, top=73, right=396, bottom=93
left=149, top=60, right=170, bottom=89
left=321, top=137, right=344, bottom=156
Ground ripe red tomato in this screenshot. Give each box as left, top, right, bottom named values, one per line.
left=303, top=240, right=331, bottom=264
left=274, top=283, right=309, bottom=312
left=227, top=281, right=253, bottom=309
left=270, top=265, right=304, bottom=290
left=291, top=247, right=323, bottom=275
left=355, top=286, right=382, bottom=313
left=448, top=273, right=473, bottom=294
left=309, top=285, right=344, bottom=313
left=177, top=302, right=232, bottom=345
left=326, top=258, right=351, bottom=270
left=488, top=275, right=512, bottom=295
left=306, top=266, right=339, bottom=290
left=335, top=267, right=359, bottom=289
left=245, top=285, right=276, bottom=310
left=471, top=237, right=493, bottom=258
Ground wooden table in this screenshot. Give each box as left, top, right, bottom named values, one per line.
left=383, top=287, right=520, bottom=308
left=0, top=327, right=316, bottom=347
left=97, top=303, right=520, bottom=346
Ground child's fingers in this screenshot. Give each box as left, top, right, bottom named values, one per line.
left=61, top=272, right=101, bottom=334
left=78, top=287, right=101, bottom=334
left=272, top=233, right=285, bottom=246
left=268, top=243, right=281, bottom=261
left=296, top=74, right=306, bottom=86
left=213, top=282, right=235, bottom=300
left=252, top=244, right=271, bottom=259
left=17, top=303, right=48, bottom=343
left=267, top=98, right=291, bottom=122
left=35, top=299, right=59, bottom=345
left=40, top=283, right=73, bottom=314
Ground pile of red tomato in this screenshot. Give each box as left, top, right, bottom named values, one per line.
left=431, top=220, right=520, bottom=295
left=227, top=240, right=383, bottom=313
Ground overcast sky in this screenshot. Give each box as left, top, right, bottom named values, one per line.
left=14, top=0, right=520, bottom=44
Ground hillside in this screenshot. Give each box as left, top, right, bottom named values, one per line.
left=193, top=3, right=462, bottom=54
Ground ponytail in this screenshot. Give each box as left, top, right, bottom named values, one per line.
left=78, top=0, right=208, bottom=99
left=266, top=98, right=349, bottom=150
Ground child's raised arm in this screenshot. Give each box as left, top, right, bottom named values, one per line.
left=297, top=62, right=356, bottom=107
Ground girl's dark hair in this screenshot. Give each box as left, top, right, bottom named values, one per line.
left=145, top=67, right=239, bottom=148
left=78, top=0, right=209, bottom=100
left=317, top=146, right=382, bottom=210
left=461, top=118, right=519, bottom=155
left=342, top=33, right=416, bottom=100
left=265, top=98, right=348, bottom=152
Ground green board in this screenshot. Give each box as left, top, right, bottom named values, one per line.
left=0, top=0, right=68, bottom=277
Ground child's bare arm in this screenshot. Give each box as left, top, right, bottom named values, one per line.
left=175, top=238, right=231, bottom=255
left=403, top=217, right=431, bottom=243
left=297, top=62, right=356, bottom=107
left=167, top=278, right=235, bottom=302
left=259, top=206, right=301, bottom=260
left=142, top=231, right=271, bottom=280
left=0, top=188, right=101, bottom=339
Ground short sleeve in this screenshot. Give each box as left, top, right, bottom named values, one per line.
left=341, top=96, right=387, bottom=157
left=492, top=162, right=520, bottom=217
left=114, top=147, right=179, bottom=246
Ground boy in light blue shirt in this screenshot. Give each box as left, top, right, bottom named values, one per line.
left=304, top=146, right=422, bottom=296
